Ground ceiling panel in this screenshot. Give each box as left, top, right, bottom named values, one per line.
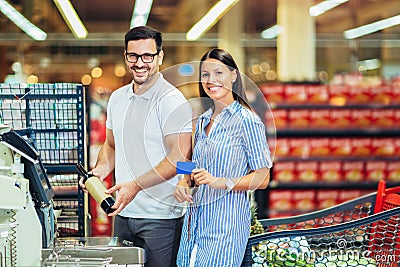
left=1, top=0, right=399, bottom=38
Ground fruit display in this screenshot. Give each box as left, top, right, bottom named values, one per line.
left=251, top=237, right=312, bottom=266
left=250, top=205, right=265, bottom=236
left=251, top=237, right=378, bottom=267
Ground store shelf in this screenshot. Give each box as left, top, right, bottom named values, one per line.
left=258, top=82, right=400, bottom=219
left=52, top=187, right=79, bottom=197
left=268, top=128, right=400, bottom=138
left=46, top=164, right=80, bottom=173
left=0, top=93, right=81, bottom=100
left=274, top=155, right=400, bottom=162
left=270, top=103, right=400, bottom=110
left=0, top=83, right=86, bottom=237
left=268, top=181, right=400, bottom=190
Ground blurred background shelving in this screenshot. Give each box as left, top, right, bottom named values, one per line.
left=257, top=82, right=400, bottom=219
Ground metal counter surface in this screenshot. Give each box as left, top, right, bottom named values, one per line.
left=41, top=237, right=146, bottom=266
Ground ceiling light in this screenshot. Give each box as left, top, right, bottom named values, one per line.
left=186, top=0, right=240, bottom=41
left=53, top=0, right=88, bottom=39
left=261, top=25, right=283, bottom=39
left=130, top=0, right=153, bottom=28
left=262, top=1, right=347, bottom=39
left=309, top=0, right=348, bottom=17
left=344, top=15, right=400, bottom=39
left=357, top=58, right=381, bottom=71
left=0, top=0, right=47, bottom=41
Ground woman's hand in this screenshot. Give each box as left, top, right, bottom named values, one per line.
left=174, top=175, right=193, bottom=203
left=192, top=169, right=225, bottom=190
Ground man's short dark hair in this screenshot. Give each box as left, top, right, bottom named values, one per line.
left=124, top=26, right=162, bottom=52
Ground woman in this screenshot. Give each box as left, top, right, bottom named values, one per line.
left=175, top=48, right=273, bottom=267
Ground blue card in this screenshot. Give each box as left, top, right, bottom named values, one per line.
left=176, top=161, right=196, bottom=174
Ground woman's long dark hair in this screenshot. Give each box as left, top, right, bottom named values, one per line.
left=199, top=48, right=251, bottom=111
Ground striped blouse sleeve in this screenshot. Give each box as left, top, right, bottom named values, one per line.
left=242, top=113, right=273, bottom=170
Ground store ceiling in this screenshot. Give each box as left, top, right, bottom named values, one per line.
left=1, top=0, right=399, bottom=41
left=81, top=0, right=399, bottom=34
left=0, top=0, right=399, bottom=82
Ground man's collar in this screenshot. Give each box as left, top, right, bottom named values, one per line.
left=126, top=73, right=163, bottom=100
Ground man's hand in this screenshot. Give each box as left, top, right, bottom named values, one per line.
left=105, top=180, right=141, bottom=216
left=174, top=177, right=193, bottom=203
left=78, top=168, right=106, bottom=194
left=78, top=177, right=88, bottom=193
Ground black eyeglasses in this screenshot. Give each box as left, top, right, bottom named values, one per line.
left=125, top=52, right=159, bottom=63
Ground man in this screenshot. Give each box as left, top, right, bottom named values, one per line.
left=82, top=26, right=192, bottom=267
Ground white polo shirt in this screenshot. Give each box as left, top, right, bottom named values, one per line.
left=106, top=74, right=192, bottom=219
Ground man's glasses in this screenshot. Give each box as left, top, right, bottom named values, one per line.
left=125, top=52, right=159, bottom=63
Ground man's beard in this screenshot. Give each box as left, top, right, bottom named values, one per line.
left=130, top=66, right=159, bottom=87
left=131, top=67, right=149, bottom=85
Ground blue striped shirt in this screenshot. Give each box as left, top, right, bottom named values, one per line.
left=177, top=101, right=273, bottom=267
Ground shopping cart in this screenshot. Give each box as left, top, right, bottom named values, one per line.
left=243, top=182, right=400, bottom=267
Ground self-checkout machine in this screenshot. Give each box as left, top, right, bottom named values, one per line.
left=0, top=123, right=146, bottom=266
left=0, top=124, right=44, bottom=267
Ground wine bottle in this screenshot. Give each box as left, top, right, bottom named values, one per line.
left=76, top=163, right=115, bottom=214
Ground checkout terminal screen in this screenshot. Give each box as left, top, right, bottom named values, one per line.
left=1, top=131, right=54, bottom=205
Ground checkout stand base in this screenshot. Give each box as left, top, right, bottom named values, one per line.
left=41, top=237, right=146, bottom=267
